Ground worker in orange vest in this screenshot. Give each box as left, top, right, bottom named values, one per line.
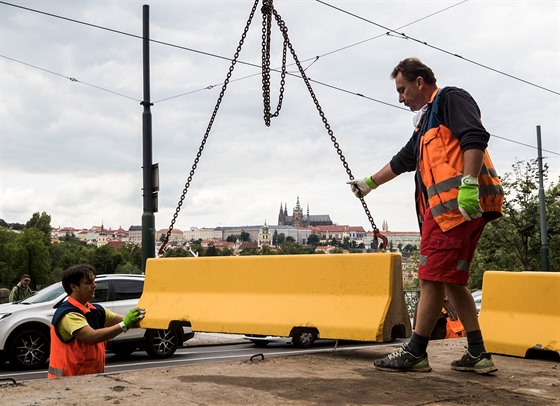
left=48, top=265, right=145, bottom=378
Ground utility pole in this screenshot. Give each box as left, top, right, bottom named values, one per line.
left=141, top=4, right=157, bottom=273
left=536, top=125, right=550, bottom=271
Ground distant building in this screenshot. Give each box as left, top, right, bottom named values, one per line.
left=312, top=225, right=366, bottom=242
left=97, top=223, right=107, bottom=247
left=258, top=221, right=272, bottom=247
left=278, top=197, right=333, bottom=228
left=184, top=227, right=223, bottom=241
left=363, top=221, right=420, bottom=251
left=156, top=228, right=183, bottom=243
left=128, top=225, right=142, bottom=244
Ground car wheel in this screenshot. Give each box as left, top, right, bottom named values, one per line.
left=144, top=329, right=179, bottom=359
left=291, top=329, right=317, bottom=348
left=8, top=329, right=50, bottom=370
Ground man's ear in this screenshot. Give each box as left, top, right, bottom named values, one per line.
left=416, top=76, right=424, bottom=87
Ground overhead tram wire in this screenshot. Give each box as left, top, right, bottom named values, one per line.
left=156, top=1, right=472, bottom=104
left=315, top=0, right=560, bottom=97
left=0, top=0, right=472, bottom=110
left=316, top=0, right=470, bottom=59
left=0, top=55, right=140, bottom=102
left=5, top=50, right=556, bottom=158
left=1, top=1, right=558, bottom=157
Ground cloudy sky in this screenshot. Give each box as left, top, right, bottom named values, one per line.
left=1, top=0, right=558, bottom=235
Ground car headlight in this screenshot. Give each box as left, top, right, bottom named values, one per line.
left=0, top=313, right=12, bottom=321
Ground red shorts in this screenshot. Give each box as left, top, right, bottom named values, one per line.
left=418, top=208, right=487, bottom=285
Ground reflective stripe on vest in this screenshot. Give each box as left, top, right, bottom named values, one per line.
left=417, top=88, right=503, bottom=232
left=48, top=365, right=64, bottom=378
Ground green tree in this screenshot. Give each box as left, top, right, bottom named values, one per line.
left=92, top=245, right=124, bottom=275
left=0, top=227, right=19, bottom=288
left=17, top=228, right=52, bottom=288
left=239, top=247, right=258, bottom=256
left=259, top=245, right=275, bottom=255
left=276, top=233, right=286, bottom=245
left=279, top=241, right=315, bottom=255
left=307, top=234, right=320, bottom=246
left=240, top=231, right=250, bottom=242
left=226, top=234, right=241, bottom=243
left=26, top=211, right=52, bottom=245
left=163, top=247, right=190, bottom=257
left=219, top=247, right=235, bottom=256
left=206, top=243, right=219, bottom=257
left=471, top=159, right=559, bottom=288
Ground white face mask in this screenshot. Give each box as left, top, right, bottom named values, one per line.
left=413, top=104, right=428, bottom=128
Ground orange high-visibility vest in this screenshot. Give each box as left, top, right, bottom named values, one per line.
left=48, top=296, right=106, bottom=378
left=417, top=88, right=503, bottom=232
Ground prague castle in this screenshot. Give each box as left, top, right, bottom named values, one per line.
left=277, top=196, right=333, bottom=228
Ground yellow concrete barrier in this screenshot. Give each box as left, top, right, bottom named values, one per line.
left=479, top=271, right=560, bottom=358
left=138, top=253, right=411, bottom=342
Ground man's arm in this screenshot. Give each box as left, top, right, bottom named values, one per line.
left=73, top=323, right=126, bottom=344
left=370, top=162, right=398, bottom=187
left=463, top=149, right=485, bottom=177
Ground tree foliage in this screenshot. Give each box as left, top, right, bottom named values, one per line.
left=470, top=159, right=559, bottom=288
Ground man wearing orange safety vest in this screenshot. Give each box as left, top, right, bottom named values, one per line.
left=348, top=58, right=503, bottom=374
left=48, top=265, right=145, bottom=378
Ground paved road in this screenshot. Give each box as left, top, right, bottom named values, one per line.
left=0, top=336, right=404, bottom=382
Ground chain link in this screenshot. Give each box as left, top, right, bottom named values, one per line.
left=261, top=0, right=287, bottom=126
left=267, top=5, right=385, bottom=248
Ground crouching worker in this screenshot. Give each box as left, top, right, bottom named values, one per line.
left=48, top=264, right=145, bottom=378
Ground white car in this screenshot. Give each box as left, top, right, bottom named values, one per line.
left=471, top=289, right=482, bottom=314
left=0, top=274, right=193, bottom=370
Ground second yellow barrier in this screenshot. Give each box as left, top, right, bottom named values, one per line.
left=479, top=271, right=560, bottom=358
left=138, top=253, right=411, bottom=342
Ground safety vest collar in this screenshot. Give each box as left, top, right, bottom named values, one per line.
left=428, top=88, right=440, bottom=104
left=67, top=296, right=95, bottom=314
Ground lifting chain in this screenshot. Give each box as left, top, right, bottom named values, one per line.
left=261, top=0, right=287, bottom=126
left=158, top=0, right=261, bottom=255
left=261, top=1, right=387, bottom=250
left=159, top=0, right=386, bottom=255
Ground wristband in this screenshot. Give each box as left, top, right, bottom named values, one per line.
left=461, top=175, right=479, bottom=186
left=364, top=176, right=378, bottom=189
left=119, top=321, right=128, bottom=333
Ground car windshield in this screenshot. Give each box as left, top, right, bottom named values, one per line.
left=21, top=282, right=66, bottom=304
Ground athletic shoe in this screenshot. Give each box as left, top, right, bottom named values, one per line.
left=451, top=350, right=498, bottom=374
left=374, top=343, right=432, bottom=372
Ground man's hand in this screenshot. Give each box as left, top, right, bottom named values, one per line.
left=123, top=308, right=146, bottom=329
left=458, top=175, right=483, bottom=221
left=347, top=177, right=378, bottom=198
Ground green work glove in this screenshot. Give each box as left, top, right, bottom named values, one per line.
left=122, top=308, right=145, bottom=330
left=458, top=175, right=483, bottom=221
left=347, top=176, right=378, bottom=198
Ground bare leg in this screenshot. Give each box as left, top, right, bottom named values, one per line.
left=444, top=283, right=479, bottom=333
left=414, top=279, right=446, bottom=337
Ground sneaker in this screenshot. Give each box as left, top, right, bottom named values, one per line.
left=451, top=350, right=498, bottom=374
left=374, top=344, right=432, bottom=372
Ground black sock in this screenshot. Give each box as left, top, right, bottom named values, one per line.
left=407, top=332, right=430, bottom=357
left=466, top=330, right=486, bottom=356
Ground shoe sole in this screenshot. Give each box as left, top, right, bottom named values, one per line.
left=375, top=365, right=432, bottom=373
left=451, top=365, right=498, bottom=374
